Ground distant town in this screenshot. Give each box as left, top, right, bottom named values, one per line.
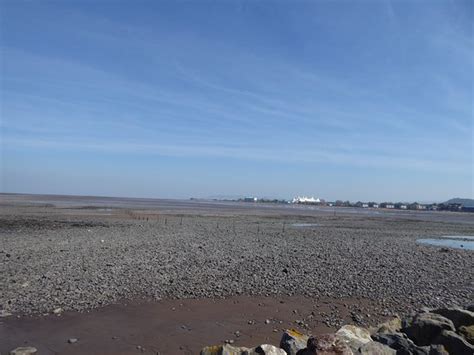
left=225, top=196, right=474, bottom=213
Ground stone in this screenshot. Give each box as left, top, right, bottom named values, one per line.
left=458, top=325, right=474, bottom=345
left=428, top=344, right=449, bottom=355
left=280, top=329, right=309, bottom=355
left=9, top=347, right=38, bottom=355
left=372, top=332, right=429, bottom=355
left=357, top=341, right=396, bottom=355
left=402, top=312, right=455, bottom=346
left=53, top=307, right=63, bottom=314
left=296, top=334, right=352, bottom=355
left=371, top=316, right=402, bottom=335
left=67, top=338, right=78, bottom=344
left=200, top=344, right=286, bottom=355
left=0, top=309, right=13, bottom=317
left=257, top=345, right=287, bottom=355
left=335, top=325, right=372, bottom=352
left=433, top=330, right=474, bottom=355
left=431, top=307, right=474, bottom=329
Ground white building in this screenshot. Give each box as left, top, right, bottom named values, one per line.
left=292, top=196, right=321, bottom=204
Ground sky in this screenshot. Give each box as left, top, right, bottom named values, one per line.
left=0, top=0, right=472, bottom=202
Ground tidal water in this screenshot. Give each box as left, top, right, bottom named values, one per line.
left=291, top=223, right=321, bottom=227
left=417, top=236, right=474, bottom=250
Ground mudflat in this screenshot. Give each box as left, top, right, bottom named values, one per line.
left=1, top=194, right=473, bottom=354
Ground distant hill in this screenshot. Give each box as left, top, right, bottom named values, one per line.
left=445, top=198, right=474, bottom=207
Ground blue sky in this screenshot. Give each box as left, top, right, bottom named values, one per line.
left=1, top=0, right=472, bottom=201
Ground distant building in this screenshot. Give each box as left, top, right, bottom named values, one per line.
left=292, top=196, right=321, bottom=204
left=243, top=197, right=258, bottom=202
left=372, top=204, right=379, bottom=208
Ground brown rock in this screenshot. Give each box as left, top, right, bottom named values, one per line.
left=458, top=325, right=474, bottom=345
left=433, top=330, right=474, bottom=355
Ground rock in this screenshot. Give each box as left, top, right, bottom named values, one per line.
left=356, top=341, right=396, bottom=355
left=466, top=305, right=474, bottom=313
left=371, top=316, right=402, bottom=335
left=296, top=337, right=317, bottom=355
left=9, top=347, right=38, bottom=355
left=296, top=334, right=352, bottom=355
left=402, top=312, right=455, bottom=346
left=280, top=329, right=309, bottom=355
left=200, top=344, right=286, bottom=355
left=53, top=307, right=63, bottom=314
left=335, top=325, right=372, bottom=352
left=0, top=309, right=13, bottom=317
left=372, top=332, right=429, bottom=355
left=433, top=330, right=474, bottom=355
left=257, top=345, right=287, bottom=355
left=428, top=344, right=449, bottom=355
left=67, top=338, right=78, bottom=344
left=458, top=325, right=474, bottom=344
left=431, top=307, right=474, bottom=329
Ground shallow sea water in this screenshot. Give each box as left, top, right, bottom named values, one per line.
left=417, top=236, right=474, bottom=250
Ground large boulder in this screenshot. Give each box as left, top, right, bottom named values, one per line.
left=335, top=325, right=372, bottom=352
left=458, top=325, right=474, bottom=345
left=433, top=330, right=474, bottom=355
left=200, top=344, right=286, bottom=355
left=431, top=308, right=474, bottom=329
left=427, top=344, right=449, bottom=355
left=356, top=341, right=396, bottom=355
left=9, top=348, right=37, bottom=355
left=372, top=332, right=429, bottom=355
left=371, top=316, right=402, bottom=335
left=280, top=329, right=309, bottom=355
left=402, top=312, right=455, bottom=346
left=296, top=334, right=353, bottom=355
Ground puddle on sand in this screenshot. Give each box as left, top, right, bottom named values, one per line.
left=417, top=236, right=474, bottom=251
left=291, top=223, right=321, bottom=228
left=438, top=235, right=474, bottom=241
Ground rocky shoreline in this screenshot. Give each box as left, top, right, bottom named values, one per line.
left=200, top=306, right=474, bottom=354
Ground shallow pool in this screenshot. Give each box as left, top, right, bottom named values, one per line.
left=417, top=236, right=474, bottom=251
left=291, top=223, right=321, bottom=227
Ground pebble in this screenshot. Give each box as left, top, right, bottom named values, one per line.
left=68, top=338, right=78, bottom=344
left=1, top=212, right=472, bottom=318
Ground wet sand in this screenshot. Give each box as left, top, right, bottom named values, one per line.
left=1, top=296, right=373, bottom=354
